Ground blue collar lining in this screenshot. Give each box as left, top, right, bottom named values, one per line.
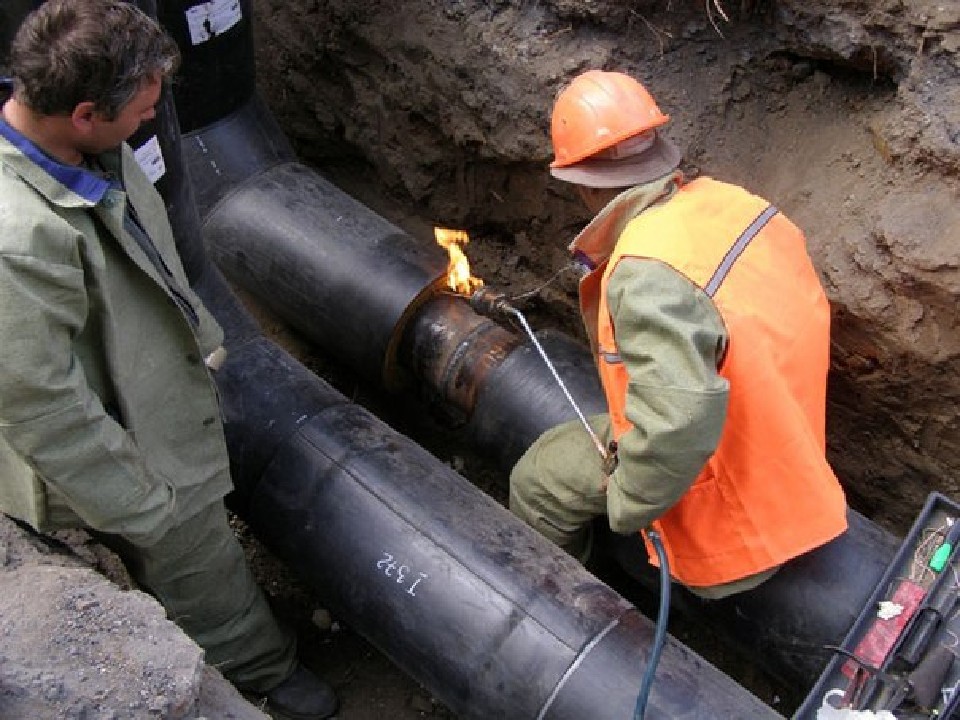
left=0, top=113, right=112, bottom=203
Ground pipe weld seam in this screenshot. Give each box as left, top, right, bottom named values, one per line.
left=436, top=320, right=505, bottom=406
left=534, top=616, right=621, bottom=720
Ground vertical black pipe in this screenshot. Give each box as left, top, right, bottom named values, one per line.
left=154, top=0, right=256, bottom=133
left=129, top=89, right=211, bottom=284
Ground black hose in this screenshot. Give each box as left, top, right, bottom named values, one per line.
left=634, top=529, right=670, bottom=720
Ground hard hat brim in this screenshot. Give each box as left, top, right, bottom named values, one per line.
left=549, top=133, right=682, bottom=189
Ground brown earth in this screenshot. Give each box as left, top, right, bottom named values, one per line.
left=2, top=0, right=959, bottom=718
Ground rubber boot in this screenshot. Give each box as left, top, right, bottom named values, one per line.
left=264, top=664, right=339, bottom=720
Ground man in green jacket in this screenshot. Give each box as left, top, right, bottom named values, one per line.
left=0, top=2, right=336, bottom=717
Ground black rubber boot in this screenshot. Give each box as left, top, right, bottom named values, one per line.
left=264, top=664, right=339, bottom=720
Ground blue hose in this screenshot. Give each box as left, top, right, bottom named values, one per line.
left=634, top=529, right=671, bottom=720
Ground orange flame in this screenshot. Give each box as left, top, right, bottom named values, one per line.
left=435, top=227, right=484, bottom=295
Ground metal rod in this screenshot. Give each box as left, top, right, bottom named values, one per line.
left=505, top=305, right=610, bottom=464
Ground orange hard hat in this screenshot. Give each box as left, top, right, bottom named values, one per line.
left=550, top=70, right=670, bottom=168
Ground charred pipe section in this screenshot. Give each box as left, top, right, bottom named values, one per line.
left=399, top=290, right=521, bottom=423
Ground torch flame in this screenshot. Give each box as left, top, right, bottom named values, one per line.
left=435, top=227, right=484, bottom=295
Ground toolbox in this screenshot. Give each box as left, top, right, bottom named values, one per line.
left=795, top=492, right=960, bottom=719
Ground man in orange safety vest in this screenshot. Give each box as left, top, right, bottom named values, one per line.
left=509, top=69, right=847, bottom=598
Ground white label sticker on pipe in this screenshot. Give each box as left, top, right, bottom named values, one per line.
left=185, top=0, right=242, bottom=45
left=133, top=135, right=166, bottom=184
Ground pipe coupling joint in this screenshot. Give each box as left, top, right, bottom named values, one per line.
left=469, top=286, right=515, bottom=319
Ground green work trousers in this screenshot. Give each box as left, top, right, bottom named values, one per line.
left=509, top=414, right=777, bottom=599
left=509, top=414, right=611, bottom=563
left=99, top=501, right=297, bottom=692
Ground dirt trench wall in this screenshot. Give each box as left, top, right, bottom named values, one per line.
left=252, top=0, right=960, bottom=532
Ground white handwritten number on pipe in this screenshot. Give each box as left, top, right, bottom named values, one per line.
left=377, top=552, right=428, bottom=596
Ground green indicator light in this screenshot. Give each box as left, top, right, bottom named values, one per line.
left=930, top=543, right=953, bottom=572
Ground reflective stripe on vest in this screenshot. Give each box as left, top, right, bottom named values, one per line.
left=703, top=204, right=779, bottom=297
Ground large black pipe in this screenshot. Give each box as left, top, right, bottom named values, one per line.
left=181, top=87, right=902, bottom=691
left=246, top=396, right=783, bottom=719
left=0, top=1, right=786, bottom=716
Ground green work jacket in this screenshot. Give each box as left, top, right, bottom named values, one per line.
left=570, top=176, right=730, bottom=535
left=0, top=121, right=231, bottom=546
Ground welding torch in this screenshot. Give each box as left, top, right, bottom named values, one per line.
left=469, top=286, right=618, bottom=476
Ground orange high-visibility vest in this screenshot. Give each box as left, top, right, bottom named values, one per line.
left=594, top=177, right=847, bottom=588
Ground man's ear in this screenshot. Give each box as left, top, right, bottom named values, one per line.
left=70, top=101, right=98, bottom=134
